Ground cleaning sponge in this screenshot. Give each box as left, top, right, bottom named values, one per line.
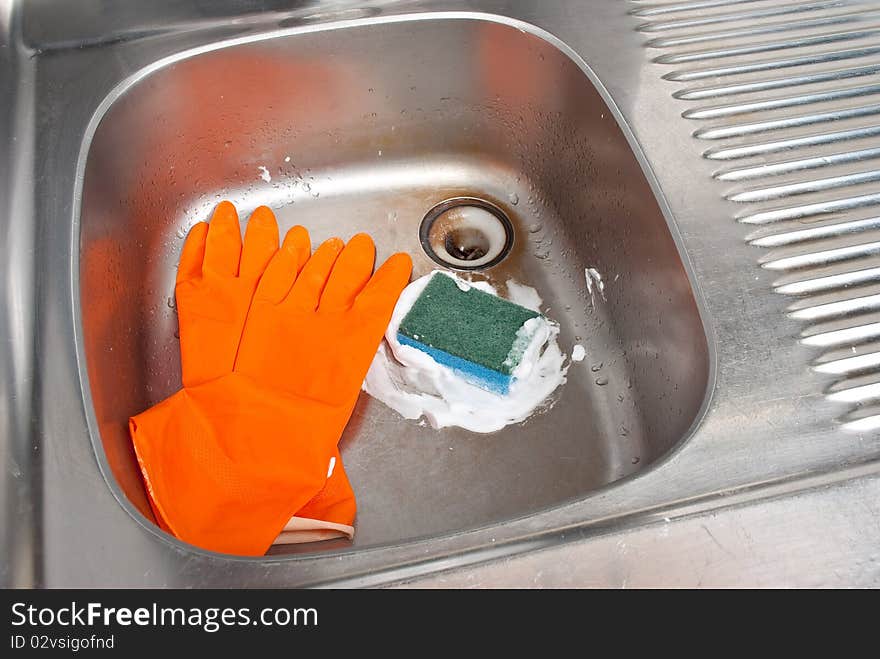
left=396, top=272, right=544, bottom=395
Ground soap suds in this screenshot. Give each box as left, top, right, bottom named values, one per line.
left=571, top=344, right=586, bottom=362
left=585, top=267, right=606, bottom=305
left=505, top=279, right=543, bottom=312
left=503, top=319, right=542, bottom=372
left=257, top=165, right=272, bottom=183
left=454, top=277, right=472, bottom=292
left=364, top=271, right=568, bottom=433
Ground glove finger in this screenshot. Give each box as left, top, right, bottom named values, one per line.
left=319, top=233, right=376, bottom=312
left=254, top=225, right=310, bottom=305
left=176, top=222, right=208, bottom=285
left=353, top=252, right=413, bottom=315
left=286, top=237, right=344, bottom=311
left=283, top=223, right=312, bottom=276
left=239, top=206, right=279, bottom=281
left=203, top=201, right=242, bottom=277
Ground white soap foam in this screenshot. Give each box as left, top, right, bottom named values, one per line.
left=257, top=165, right=272, bottom=183
left=571, top=344, right=586, bottom=362
left=363, top=271, right=568, bottom=433
left=505, top=279, right=543, bottom=312
left=585, top=267, right=605, bottom=304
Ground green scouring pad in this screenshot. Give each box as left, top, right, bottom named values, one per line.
left=396, top=272, right=544, bottom=395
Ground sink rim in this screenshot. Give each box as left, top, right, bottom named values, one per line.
left=70, top=9, right=719, bottom=563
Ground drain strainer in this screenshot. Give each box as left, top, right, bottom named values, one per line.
left=419, top=197, right=514, bottom=271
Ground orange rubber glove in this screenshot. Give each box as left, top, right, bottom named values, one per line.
left=175, top=201, right=281, bottom=388
left=130, top=218, right=412, bottom=555
left=231, top=233, right=414, bottom=549
left=140, top=201, right=280, bottom=534
left=235, top=233, right=411, bottom=418
left=230, top=232, right=412, bottom=550
left=171, top=203, right=356, bottom=544
left=277, top=457, right=358, bottom=544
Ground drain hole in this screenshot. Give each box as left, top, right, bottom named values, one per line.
left=419, top=197, right=514, bottom=271
left=445, top=228, right=490, bottom=262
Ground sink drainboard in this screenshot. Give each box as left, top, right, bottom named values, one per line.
left=635, top=0, right=880, bottom=431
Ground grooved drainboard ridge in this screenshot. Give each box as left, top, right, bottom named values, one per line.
left=635, top=0, right=880, bottom=431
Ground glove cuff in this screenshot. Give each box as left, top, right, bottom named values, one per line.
left=129, top=373, right=343, bottom=556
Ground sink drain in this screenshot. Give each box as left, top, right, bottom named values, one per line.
left=419, top=197, right=514, bottom=271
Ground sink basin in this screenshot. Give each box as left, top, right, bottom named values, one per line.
left=78, top=15, right=709, bottom=554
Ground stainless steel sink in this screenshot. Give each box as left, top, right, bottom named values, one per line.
left=79, top=15, right=709, bottom=552
left=4, top=0, right=880, bottom=587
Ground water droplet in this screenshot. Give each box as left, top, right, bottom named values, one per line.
left=619, top=425, right=629, bottom=436
left=508, top=192, right=519, bottom=206
left=529, top=223, right=543, bottom=233
left=617, top=394, right=625, bottom=402
left=595, top=376, right=609, bottom=386
left=631, top=456, right=640, bottom=464
left=166, top=297, right=176, bottom=309
left=591, top=362, right=603, bottom=372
